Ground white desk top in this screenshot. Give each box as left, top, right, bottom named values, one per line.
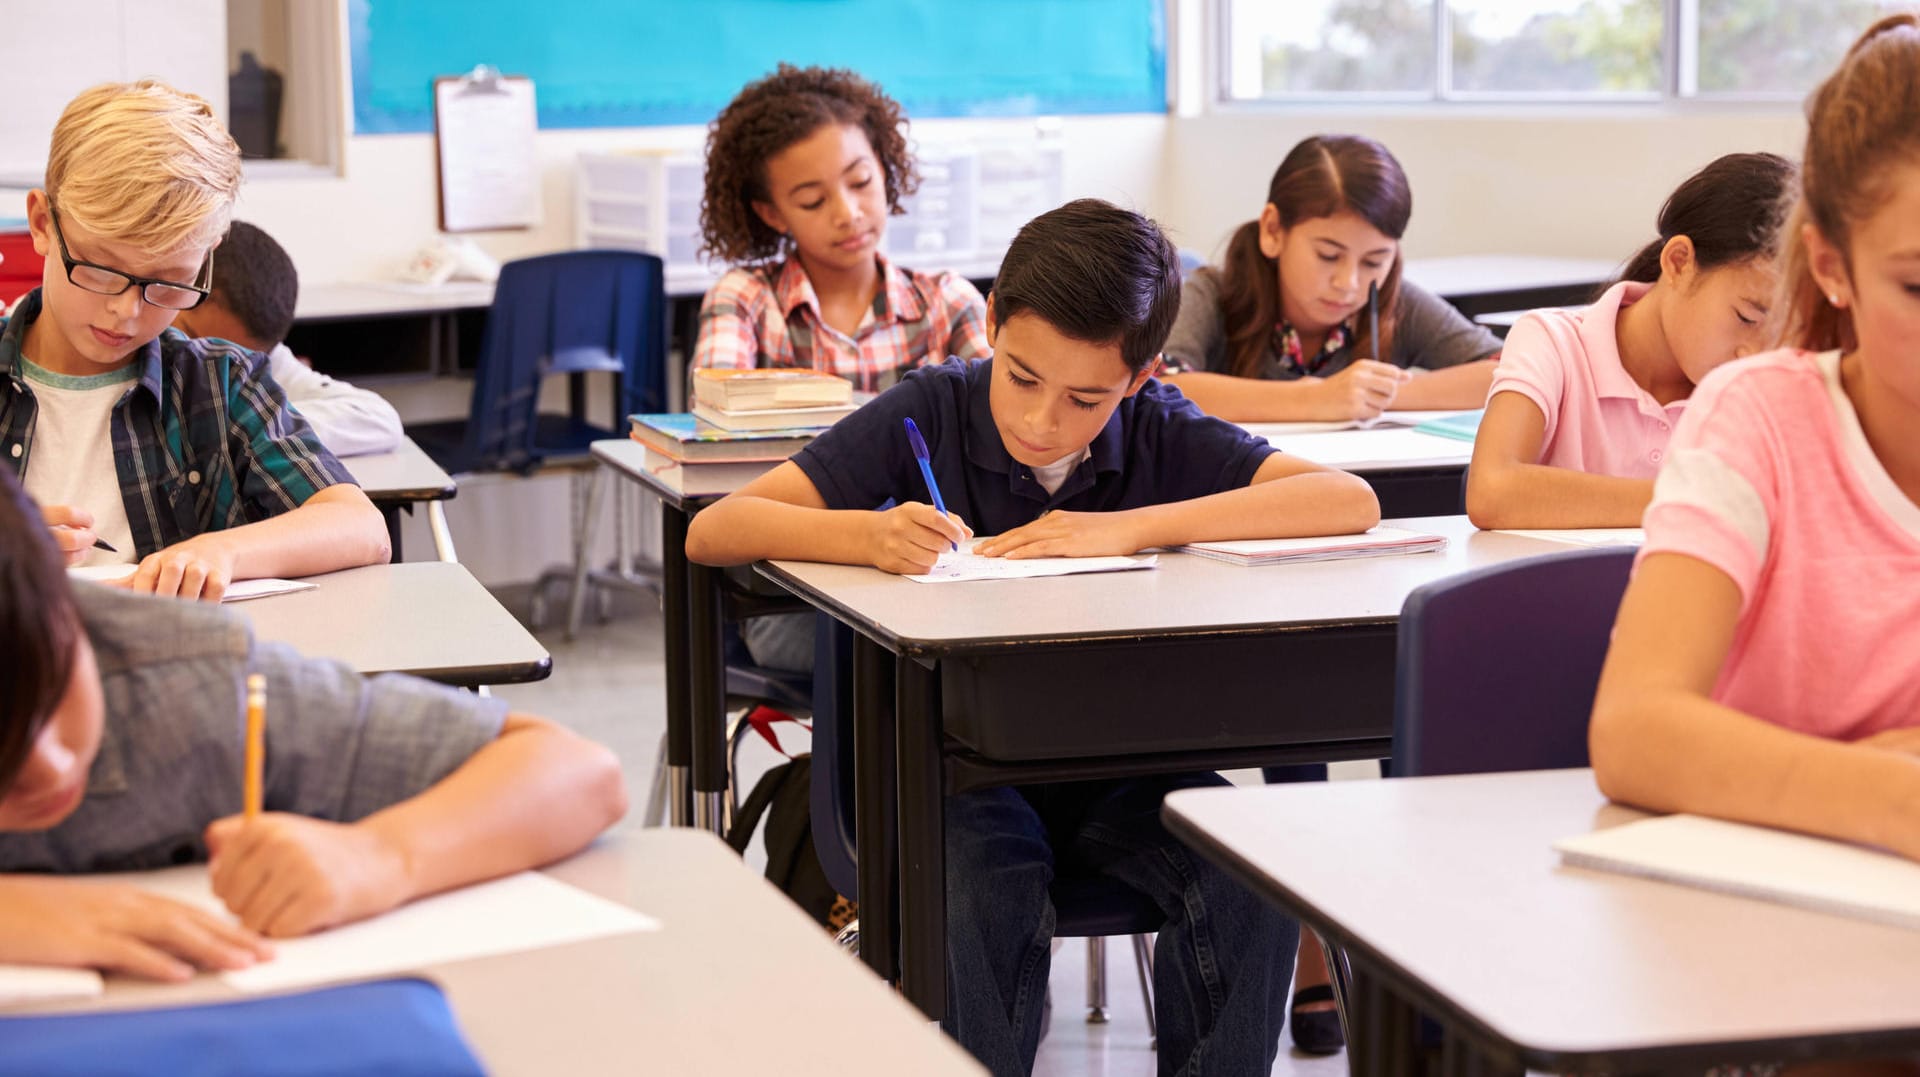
left=1164, top=769, right=1920, bottom=1065
left=1403, top=255, right=1620, bottom=299
left=38, top=830, right=982, bottom=1077
left=760, top=515, right=1563, bottom=655
left=242, top=561, right=550, bottom=685
left=342, top=436, right=457, bottom=503
left=295, top=281, right=497, bottom=321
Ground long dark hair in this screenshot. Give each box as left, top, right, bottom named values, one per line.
left=0, top=465, right=79, bottom=795
left=1618, top=152, right=1795, bottom=287
left=1215, top=135, right=1412, bottom=378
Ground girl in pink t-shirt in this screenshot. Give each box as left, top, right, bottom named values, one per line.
left=1594, top=15, right=1920, bottom=871
left=1466, top=154, right=1792, bottom=529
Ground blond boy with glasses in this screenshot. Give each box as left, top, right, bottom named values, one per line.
left=1, top=81, right=389, bottom=601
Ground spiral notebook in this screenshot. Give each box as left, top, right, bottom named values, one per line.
left=1555, top=814, right=1920, bottom=931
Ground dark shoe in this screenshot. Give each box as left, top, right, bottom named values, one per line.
left=1289, top=983, right=1345, bottom=1055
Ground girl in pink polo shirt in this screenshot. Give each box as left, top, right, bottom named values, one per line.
left=1466, top=153, right=1793, bottom=529
left=1594, top=15, right=1920, bottom=882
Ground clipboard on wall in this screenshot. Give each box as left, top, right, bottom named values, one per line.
left=431, top=65, right=540, bottom=232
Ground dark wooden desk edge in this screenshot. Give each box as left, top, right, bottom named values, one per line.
left=1160, top=800, right=1920, bottom=1075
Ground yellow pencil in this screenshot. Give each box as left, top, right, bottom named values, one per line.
left=244, top=673, right=266, bottom=820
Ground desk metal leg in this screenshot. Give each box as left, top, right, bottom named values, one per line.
left=853, top=633, right=899, bottom=984
left=896, top=655, right=947, bottom=1021
left=688, top=558, right=728, bottom=835
left=660, top=502, right=694, bottom=828
left=427, top=501, right=459, bottom=563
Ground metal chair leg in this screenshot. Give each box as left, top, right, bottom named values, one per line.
left=565, top=465, right=610, bottom=640
left=643, top=732, right=670, bottom=827
left=427, top=501, right=460, bottom=563
left=1130, top=933, right=1156, bottom=1044
left=1324, top=935, right=1356, bottom=1055
left=1086, top=936, right=1109, bottom=1023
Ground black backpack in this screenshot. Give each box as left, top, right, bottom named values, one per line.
left=726, top=753, right=855, bottom=932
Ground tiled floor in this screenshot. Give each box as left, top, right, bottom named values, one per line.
left=493, top=601, right=1352, bottom=1076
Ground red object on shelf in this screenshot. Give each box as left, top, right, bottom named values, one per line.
left=0, top=230, right=44, bottom=309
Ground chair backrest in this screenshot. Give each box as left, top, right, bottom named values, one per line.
left=460, top=250, right=668, bottom=471
left=1391, top=545, right=1635, bottom=778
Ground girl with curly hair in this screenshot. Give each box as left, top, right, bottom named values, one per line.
left=693, top=64, right=989, bottom=397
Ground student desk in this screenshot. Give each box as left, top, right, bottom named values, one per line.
left=755, top=516, right=1573, bottom=1019
left=1403, top=255, right=1618, bottom=319
left=40, top=829, right=983, bottom=1077
left=341, top=436, right=459, bottom=561
left=290, top=281, right=496, bottom=380
left=588, top=437, right=795, bottom=831
left=243, top=561, right=551, bottom=687
left=1246, top=423, right=1474, bottom=517
left=1163, top=769, right=1920, bottom=1075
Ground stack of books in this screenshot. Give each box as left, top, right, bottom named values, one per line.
left=1175, top=527, right=1447, bottom=566
left=690, top=368, right=857, bottom=431
left=628, top=369, right=863, bottom=496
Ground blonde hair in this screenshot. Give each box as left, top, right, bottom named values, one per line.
left=44, top=80, right=242, bottom=256
left=1769, top=14, right=1920, bottom=353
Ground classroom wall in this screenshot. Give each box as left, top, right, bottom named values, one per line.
left=1162, top=109, right=1807, bottom=266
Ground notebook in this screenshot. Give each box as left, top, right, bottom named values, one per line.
left=66, top=567, right=316, bottom=603
left=1410, top=409, right=1484, bottom=442
left=0, top=965, right=103, bottom=1007
left=629, top=413, right=817, bottom=463
left=1176, top=527, right=1447, bottom=566
left=1555, top=814, right=1920, bottom=931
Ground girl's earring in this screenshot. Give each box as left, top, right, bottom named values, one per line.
left=1829, top=293, right=1844, bottom=307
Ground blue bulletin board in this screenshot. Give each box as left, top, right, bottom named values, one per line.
left=349, top=0, right=1168, bottom=134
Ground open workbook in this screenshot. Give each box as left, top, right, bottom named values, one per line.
left=1555, top=814, right=1920, bottom=931
left=1176, top=527, right=1447, bottom=566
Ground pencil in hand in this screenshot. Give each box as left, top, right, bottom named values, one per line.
left=244, top=673, right=266, bottom=820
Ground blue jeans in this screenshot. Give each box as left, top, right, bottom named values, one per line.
left=942, top=774, right=1297, bottom=1077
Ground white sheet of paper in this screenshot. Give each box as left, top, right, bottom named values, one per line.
left=79, top=865, right=657, bottom=993
left=0, top=965, right=103, bottom=1007
left=67, top=564, right=137, bottom=583
left=1256, top=427, right=1473, bottom=469
left=905, top=539, right=1158, bottom=584
left=1498, top=528, right=1645, bottom=547
left=1238, top=411, right=1471, bottom=438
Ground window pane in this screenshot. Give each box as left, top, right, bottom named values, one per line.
left=1224, top=0, right=1436, bottom=98
left=1697, top=1, right=1901, bottom=95
left=1449, top=0, right=1663, bottom=94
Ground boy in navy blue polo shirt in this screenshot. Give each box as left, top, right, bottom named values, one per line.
left=687, top=199, right=1379, bottom=1076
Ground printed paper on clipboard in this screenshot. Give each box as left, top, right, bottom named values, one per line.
left=432, top=65, right=539, bottom=233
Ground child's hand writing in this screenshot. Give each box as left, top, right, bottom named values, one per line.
left=1311, top=359, right=1412, bottom=421
left=128, top=534, right=238, bottom=602
left=205, top=813, right=410, bottom=938
left=0, top=875, right=271, bottom=981
left=39, top=504, right=98, bottom=567
left=867, top=502, right=972, bottom=574
left=974, top=510, right=1143, bottom=560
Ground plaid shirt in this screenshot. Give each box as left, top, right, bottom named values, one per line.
left=693, top=254, right=990, bottom=394
left=0, top=290, right=353, bottom=558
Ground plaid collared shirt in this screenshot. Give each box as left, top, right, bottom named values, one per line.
left=692, top=254, right=990, bottom=394
left=0, top=290, right=353, bottom=558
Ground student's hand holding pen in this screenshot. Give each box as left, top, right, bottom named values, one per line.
left=205, top=813, right=409, bottom=938
left=38, top=504, right=101, bottom=567
left=867, top=501, right=971, bottom=574
left=1309, top=360, right=1413, bottom=421
left=0, top=875, right=271, bottom=981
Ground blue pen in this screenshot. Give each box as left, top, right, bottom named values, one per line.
left=902, top=417, right=956, bottom=551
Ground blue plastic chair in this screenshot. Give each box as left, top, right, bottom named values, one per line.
left=409, top=250, right=668, bottom=476
left=809, top=619, right=1165, bottom=1032
left=1391, top=545, right=1636, bottom=778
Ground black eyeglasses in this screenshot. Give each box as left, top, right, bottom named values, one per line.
left=47, top=205, right=211, bottom=311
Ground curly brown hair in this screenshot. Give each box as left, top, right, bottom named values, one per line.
left=698, top=64, right=919, bottom=266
